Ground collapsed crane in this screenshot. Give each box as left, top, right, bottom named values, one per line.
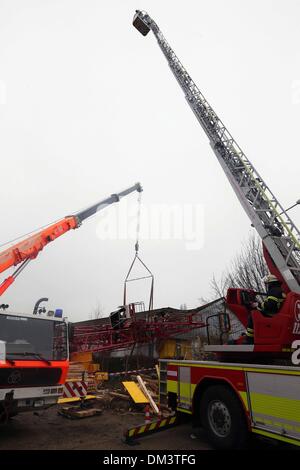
left=70, top=188, right=207, bottom=354
left=133, top=10, right=300, bottom=359
left=70, top=302, right=207, bottom=354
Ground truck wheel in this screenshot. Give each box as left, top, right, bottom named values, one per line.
left=199, top=385, right=248, bottom=450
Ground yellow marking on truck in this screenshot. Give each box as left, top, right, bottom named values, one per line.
left=252, top=428, right=300, bottom=447
left=179, top=382, right=190, bottom=403
left=238, top=391, right=249, bottom=411
left=167, top=379, right=177, bottom=394
left=177, top=407, right=192, bottom=415
left=250, top=393, right=300, bottom=422
left=167, top=362, right=300, bottom=376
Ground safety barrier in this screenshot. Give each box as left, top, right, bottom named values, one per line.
left=124, top=415, right=178, bottom=444
left=62, top=380, right=88, bottom=399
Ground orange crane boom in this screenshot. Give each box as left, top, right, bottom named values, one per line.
left=0, top=183, right=142, bottom=296
left=0, top=217, right=78, bottom=275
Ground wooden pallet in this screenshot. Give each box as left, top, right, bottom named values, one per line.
left=58, top=406, right=102, bottom=419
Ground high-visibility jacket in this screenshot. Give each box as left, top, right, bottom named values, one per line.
left=260, top=285, right=286, bottom=316
left=246, top=285, right=286, bottom=340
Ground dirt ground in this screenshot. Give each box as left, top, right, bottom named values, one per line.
left=0, top=404, right=294, bottom=451
left=0, top=405, right=211, bottom=451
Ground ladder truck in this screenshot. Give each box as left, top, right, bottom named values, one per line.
left=0, top=183, right=141, bottom=421
left=132, top=11, right=300, bottom=449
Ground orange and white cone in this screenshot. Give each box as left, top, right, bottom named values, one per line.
left=144, top=404, right=151, bottom=424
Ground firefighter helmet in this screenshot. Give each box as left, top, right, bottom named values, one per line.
left=262, top=274, right=280, bottom=284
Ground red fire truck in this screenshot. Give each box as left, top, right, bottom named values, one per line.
left=0, top=310, right=68, bottom=420
left=130, top=11, right=300, bottom=449
left=0, top=184, right=141, bottom=420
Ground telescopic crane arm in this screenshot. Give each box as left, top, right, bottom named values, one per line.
left=0, top=182, right=142, bottom=296
left=133, top=10, right=300, bottom=294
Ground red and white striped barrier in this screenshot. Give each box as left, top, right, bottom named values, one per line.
left=109, top=367, right=155, bottom=378
left=62, top=380, right=88, bottom=399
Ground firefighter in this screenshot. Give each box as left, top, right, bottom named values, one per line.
left=245, top=274, right=286, bottom=343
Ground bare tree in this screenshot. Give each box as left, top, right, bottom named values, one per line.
left=89, top=302, right=104, bottom=320
left=203, top=234, right=268, bottom=302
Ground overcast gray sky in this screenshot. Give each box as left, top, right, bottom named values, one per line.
left=0, top=0, right=299, bottom=321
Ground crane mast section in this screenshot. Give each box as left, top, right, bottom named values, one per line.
left=133, top=11, right=300, bottom=292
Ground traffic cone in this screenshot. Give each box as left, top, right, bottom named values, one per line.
left=144, top=404, right=151, bottom=424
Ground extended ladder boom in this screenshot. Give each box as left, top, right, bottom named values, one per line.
left=133, top=10, right=300, bottom=293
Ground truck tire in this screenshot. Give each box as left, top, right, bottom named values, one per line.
left=199, top=384, right=248, bottom=450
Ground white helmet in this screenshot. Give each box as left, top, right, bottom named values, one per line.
left=262, top=274, right=279, bottom=284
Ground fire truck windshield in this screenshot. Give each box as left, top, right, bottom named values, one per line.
left=0, top=314, right=68, bottom=361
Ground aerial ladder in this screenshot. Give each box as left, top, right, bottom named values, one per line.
left=0, top=183, right=142, bottom=297
left=133, top=11, right=300, bottom=356
left=125, top=12, right=300, bottom=449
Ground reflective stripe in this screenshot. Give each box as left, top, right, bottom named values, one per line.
left=167, top=379, right=178, bottom=394
left=252, top=428, right=300, bottom=447
left=253, top=412, right=300, bottom=438
left=167, top=370, right=177, bottom=377
left=177, top=407, right=192, bottom=415
left=248, top=373, right=300, bottom=401
left=239, top=391, right=249, bottom=411
left=247, top=372, right=300, bottom=441
left=250, top=396, right=300, bottom=423
left=262, top=295, right=285, bottom=311
left=179, top=395, right=190, bottom=404
left=246, top=330, right=254, bottom=337
left=138, top=425, right=146, bottom=434
left=179, top=367, right=190, bottom=382
left=179, top=367, right=191, bottom=406
left=127, top=417, right=177, bottom=438
left=179, top=383, right=190, bottom=403
left=267, top=296, right=284, bottom=303
left=166, top=361, right=300, bottom=375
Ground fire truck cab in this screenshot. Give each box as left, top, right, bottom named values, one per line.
left=226, top=288, right=300, bottom=354
left=0, top=311, right=69, bottom=421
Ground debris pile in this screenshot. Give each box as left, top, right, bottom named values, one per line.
left=58, top=366, right=173, bottom=420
